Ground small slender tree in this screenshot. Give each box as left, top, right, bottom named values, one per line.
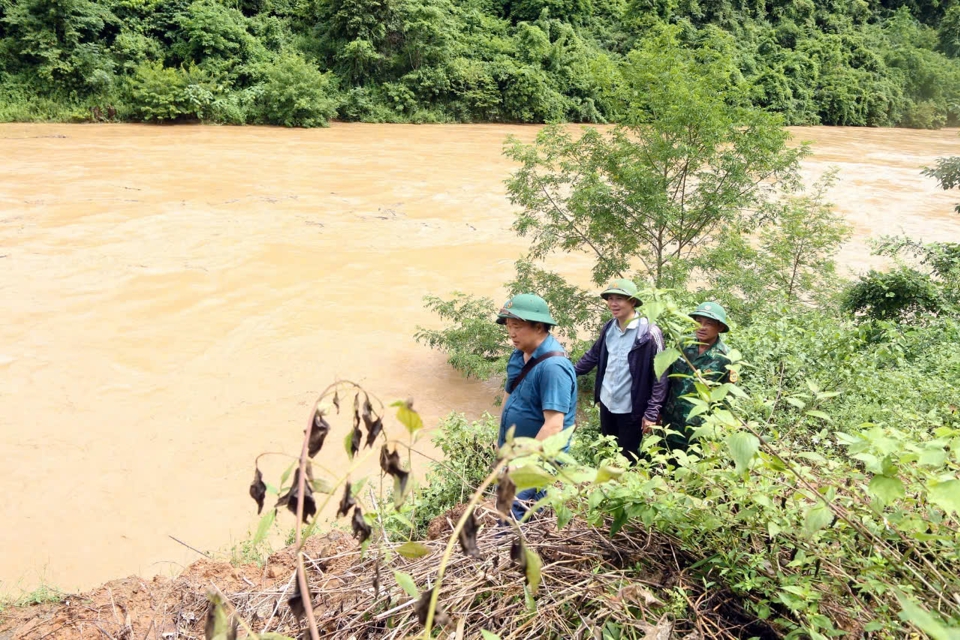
left=702, top=171, right=852, bottom=313
left=503, top=26, right=808, bottom=289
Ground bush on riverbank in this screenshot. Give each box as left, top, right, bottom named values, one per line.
left=2, top=0, right=960, bottom=126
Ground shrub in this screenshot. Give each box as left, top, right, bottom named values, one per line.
left=842, top=267, right=944, bottom=321
left=256, top=52, right=338, bottom=127
left=126, top=61, right=217, bottom=121
left=386, top=412, right=498, bottom=537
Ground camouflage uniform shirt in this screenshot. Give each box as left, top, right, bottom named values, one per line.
left=660, top=337, right=732, bottom=450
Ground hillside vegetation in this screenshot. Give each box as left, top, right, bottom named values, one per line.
left=2, top=0, right=960, bottom=126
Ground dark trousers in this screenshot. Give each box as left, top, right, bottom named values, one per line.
left=600, top=403, right=642, bottom=463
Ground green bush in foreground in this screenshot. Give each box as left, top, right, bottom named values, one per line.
left=409, top=298, right=960, bottom=637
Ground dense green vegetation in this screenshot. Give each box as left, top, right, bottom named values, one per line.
left=401, top=47, right=960, bottom=634
left=409, top=295, right=960, bottom=638
left=1, top=0, right=960, bottom=126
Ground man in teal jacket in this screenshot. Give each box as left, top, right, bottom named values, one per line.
left=495, top=293, right=578, bottom=519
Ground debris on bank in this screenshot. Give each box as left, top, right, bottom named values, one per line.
left=1, top=510, right=779, bottom=639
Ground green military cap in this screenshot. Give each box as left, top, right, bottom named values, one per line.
left=496, top=293, right=558, bottom=326
left=690, top=301, right=730, bottom=333
left=600, top=278, right=642, bottom=306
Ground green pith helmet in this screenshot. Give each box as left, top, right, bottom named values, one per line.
left=600, top=278, right=642, bottom=306
left=496, top=293, right=558, bottom=326
left=689, top=301, right=730, bottom=333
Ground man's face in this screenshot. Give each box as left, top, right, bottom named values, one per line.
left=504, top=318, right=544, bottom=354
left=605, top=294, right=636, bottom=322
left=694, top=315, right=722, bottom=345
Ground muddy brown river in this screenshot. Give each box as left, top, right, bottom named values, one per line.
left=1, top=123, right=958, bottom=593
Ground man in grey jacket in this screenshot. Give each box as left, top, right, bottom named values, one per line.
left=574, top=279, right=668, bottom=462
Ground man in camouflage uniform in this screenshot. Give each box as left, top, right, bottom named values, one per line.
left=660, top=302, right=736, bottom=451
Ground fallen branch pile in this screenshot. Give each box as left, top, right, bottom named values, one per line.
left=235, top=508, right=779, bottom=639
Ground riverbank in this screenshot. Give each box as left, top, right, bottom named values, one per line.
left=0, top=512, right=779, bottom=640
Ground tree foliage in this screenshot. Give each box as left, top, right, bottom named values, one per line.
left=2, top=0, right=960, bottom=125
left=504, top=28, right=806, bottom=289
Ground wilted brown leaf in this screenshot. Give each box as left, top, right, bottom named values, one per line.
left=348, top=426, right=361, bottom=458
left=509, top=537, right=527, bottom=573
left=616, top=585, right=665, bottom=609
left=373, top=562, right=381, bottom=599
left=365, top=417, right=383, bottom=448
left=288, top=579, right=305, bottom=620
left=337, top=482, right=355, bottom=518
left=352, top=506, right=372, bottom=544
left=278, top=469, right=316, bottom=524
left=415, top=588, right=451, bottom=627
left=458, top=508, right=481, bottom=558
left=495, top=474, right=516, bottom=517
left=380, top=445, right=410, bottom=494
left=249, top=468, right=266, bottom=515
left=308, top=410, right=331, bottom=458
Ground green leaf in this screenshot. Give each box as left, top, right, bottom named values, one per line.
left=610, top=508, right=628, bottom=535
left=391, top=400, right=424, bottom=434
left=396, top=541, right=431, bottom=559
left=802, top=504, right=833, bottom=537
left=785, top=397, right=806, bottom=409
left=393, top=476, right=407, bottom=508
left=919, top=448, right=947, bottom=468
left=896, top=593, right=955, bottom=640
left=279, top=463, right=295, bottom=488
left=391, top=512, right=414, bottom=529
left=851, top=452, right=882, bottom=474
left=509, top=465, right=554, bottom=490
left=767, top=520, right=781, bottom=538
left=868, top=475, right=905, bottom=506
left=310, top=478, right=334, bottom=494
left=393, top=570, right=419, bottom=599
left=686, top=398, right=710, bottom=420
left=542, top=429, right=573, bottom=456
left=481, top=631, right=502, bottom=640
left=654, top=347, right=681, bottom=379
left=726, top=383, right=748, bottom=399
left=524, top=547, right=542, bottom=595
left=805, top=410, right=832, bottom=421
left=709, top=385, right=730, bottom=403
left=644, top=301, right=665, bottom=326
left=252, top=509, right=276, bottom=546
left=205, top=593, right=233, bottom=640
left=594, top=465, right=624, bottom=485
left=928, top=480, right=960, bottom=515
left=728, top=432, right=759, bottom=473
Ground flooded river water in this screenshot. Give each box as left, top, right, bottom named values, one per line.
left=1, top=123, right=958, bottom=593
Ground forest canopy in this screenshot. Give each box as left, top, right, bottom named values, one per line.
left=1, top=0, right=960, bottom=126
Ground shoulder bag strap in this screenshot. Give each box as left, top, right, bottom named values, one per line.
left=506, top=351, right=565, bottom=394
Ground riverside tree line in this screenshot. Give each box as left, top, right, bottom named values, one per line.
left=2, top=0, right=960, bottom=126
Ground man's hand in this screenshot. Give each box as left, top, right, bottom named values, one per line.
left=641, top=417, right=655, bottom=434
left=536, top=410, right=565, bottom=441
